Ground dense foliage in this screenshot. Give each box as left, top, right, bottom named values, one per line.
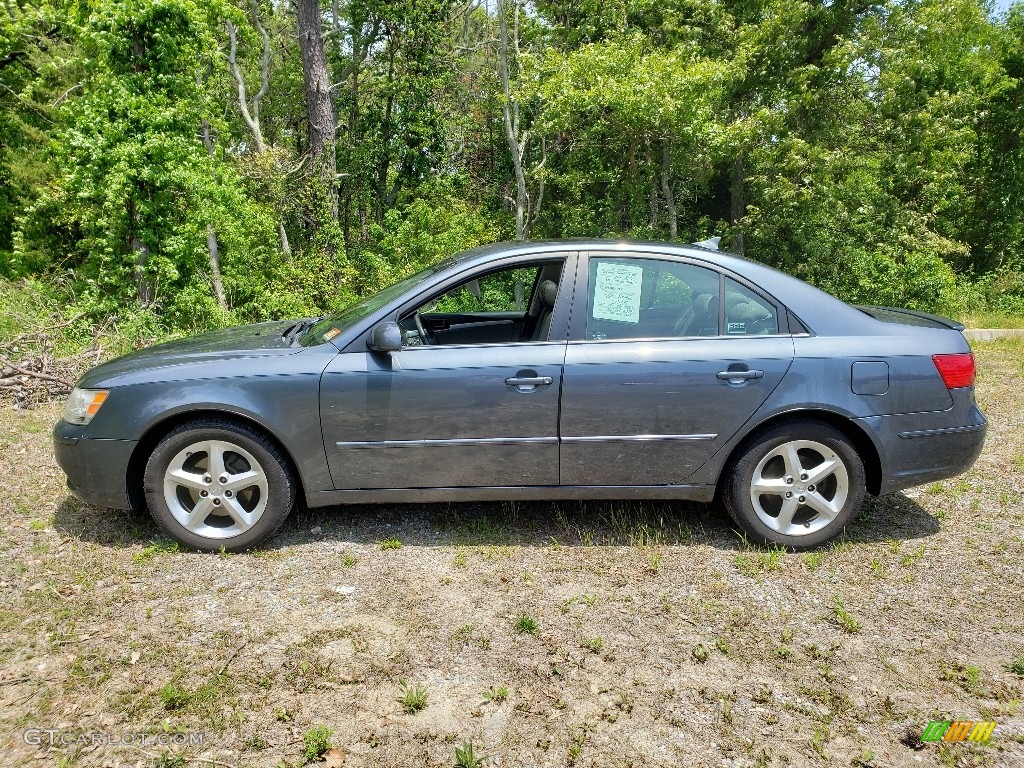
left=1, top=0, right=1022, bottom=335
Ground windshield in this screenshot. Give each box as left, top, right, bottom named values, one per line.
left=300, top=265, right=443, bottom=346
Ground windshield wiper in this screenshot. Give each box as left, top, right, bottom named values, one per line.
left=281, top=317, right=320, bottom=345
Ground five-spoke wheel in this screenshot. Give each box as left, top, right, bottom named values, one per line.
left=723, top=420, right=865, bottom=548
left=144, top=419, right=295, bottom=551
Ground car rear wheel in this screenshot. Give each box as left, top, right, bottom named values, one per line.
left=722, top=420, right=865, bottom=549
left=143, top=419, right=295, bottom=551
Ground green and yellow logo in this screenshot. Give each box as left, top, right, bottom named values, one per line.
left=921, top=720, right=996, bottom=743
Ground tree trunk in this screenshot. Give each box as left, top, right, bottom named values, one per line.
left=730, top=157, right=746, bottom=256
left=125, top=195, right=152, bottom=307
left=661, top=142, right=677, bottom=240
left=227, top=7, right=291, bottom=259
left=131, top=237, right=151, bottom=306
left=200, top=118, right=228, bottom=311
left=278, top=221, right=292, bottom=259
left=647, top=141, right=659, bottom=230
left=205, top=226, right=227, bottom=310
left=296, top=0, right=338, bottom=224
left=497, top=0, right=528, bottom=240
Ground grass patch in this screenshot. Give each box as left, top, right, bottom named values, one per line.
left=455, top=742, right=487, bottom=768
left=735, top=545, right=786, bottom=578
left=133, top=539, right=181, bottom=564
left=302, top=725, right=334, bottom=762
left=515, top=613, right=538, bottom=636
left=829, top=597, right=861, bottom=634
left=960, top=312, right=1024, bottom=329
left=379, top=537, right=403, bottom=550
left=158, top=683, right=189, bottom=711
left=483, top=685, right=509, bottom=703
left=399, top=680, right=428, bottom=714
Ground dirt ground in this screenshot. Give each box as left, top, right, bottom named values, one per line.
left=1, top=338, right=1022, bottom=768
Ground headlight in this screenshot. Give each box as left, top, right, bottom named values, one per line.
left=63, top=388, right=109, bottom=425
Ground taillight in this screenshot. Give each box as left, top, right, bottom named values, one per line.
left=932, top=353, right=976, bottom=389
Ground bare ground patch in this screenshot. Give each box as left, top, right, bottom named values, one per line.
left=1, top=339, right=1023, bottom=768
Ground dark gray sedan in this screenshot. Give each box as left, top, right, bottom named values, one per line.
left=54, top=240, right=986, bottom=550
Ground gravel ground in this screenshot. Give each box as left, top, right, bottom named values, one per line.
left=1, top=338, right=1022, bottom=768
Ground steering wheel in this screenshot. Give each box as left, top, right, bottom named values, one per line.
left=413, top=312, right=433, bottom=345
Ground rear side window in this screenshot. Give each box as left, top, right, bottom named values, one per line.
left=723, top=277, right=779, bottom=335
left=585, top=257, right=720, bottom=340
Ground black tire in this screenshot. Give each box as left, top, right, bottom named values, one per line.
left=143, top=418, right=296, bottom=552
left=721, top=420, right=866, bottom=549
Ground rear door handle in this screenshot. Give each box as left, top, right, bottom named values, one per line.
left=716, top=369, right=764, bottom=381
left=505, top=376, right=553, bottom=387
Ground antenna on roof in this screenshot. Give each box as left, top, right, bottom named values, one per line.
left=692, top=236, right=721, bottom=251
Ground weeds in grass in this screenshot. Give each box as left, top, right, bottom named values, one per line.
left=515, top=614, right=538, bottom=635
left=399, top=680, right=428, bottom=713
left=483, top=685, right=509, bottom=703
left=567, top=721, right=590, bottom=764
left=455, top=741, right=487, bottom=768
left=133, top=539, right=181, bottom=564
left=941, top=661, right=983, bottom=693
left=151, top=751, right=185, bottom=767
left=810, top=724, right=830, bottom=760
left=735, top=545, right=785, bottom=578
left=854, top=747, right=876, bottom=767
left=829, top=597, right=861, bottom=633
left=379, top=537, right=402, bottom=550
left=1009, top=656, right=1024, bottom=677
left=242, top=734, right=268, bottom=750
left=158, top=683, right=189, bottom=711
left=901, top=545, right=926, bottom=567
left=302, top=725, right=334, bottom=761
left=803, top=551, right=824, bottom=569
left=645, top=551, right=664, bottom=573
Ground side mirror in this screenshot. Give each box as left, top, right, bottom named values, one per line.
left=366, top=321, right=402, bottom=352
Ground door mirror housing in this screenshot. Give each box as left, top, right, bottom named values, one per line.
left=367, top=321, right=403, bottom=352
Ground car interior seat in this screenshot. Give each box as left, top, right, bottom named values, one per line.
left=533, top=279, right=558, bottom=341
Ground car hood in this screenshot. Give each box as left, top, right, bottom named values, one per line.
left=78, top=320, right=306, bottom=388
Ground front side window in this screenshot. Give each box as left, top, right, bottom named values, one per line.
left=431, top=267, right=540, bottom=314
left=400, top=261, right=563, bottom=346
left=585, top=257, right=720, bottom=340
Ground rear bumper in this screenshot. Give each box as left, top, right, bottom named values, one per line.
left=856, top=395, right=986, bottom=495
left=53, top=420, right=136, bottom=510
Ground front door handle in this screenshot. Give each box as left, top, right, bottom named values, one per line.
left=716, top=369, right=764, bottom=382
left=505, top=375, right=553, bottom=393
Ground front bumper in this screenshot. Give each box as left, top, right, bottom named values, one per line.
left=53, top=420, right=137, bottom=510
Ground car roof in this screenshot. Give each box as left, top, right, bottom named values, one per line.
left=442, top=240, right=877, bottom=336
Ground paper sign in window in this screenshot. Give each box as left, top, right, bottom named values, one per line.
left=592, top=262, right=643, bottom=323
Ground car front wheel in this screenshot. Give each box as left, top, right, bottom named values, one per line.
left=143, top=419, right=295, bottom=551
left=722, top=420, right=866, bottom=549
